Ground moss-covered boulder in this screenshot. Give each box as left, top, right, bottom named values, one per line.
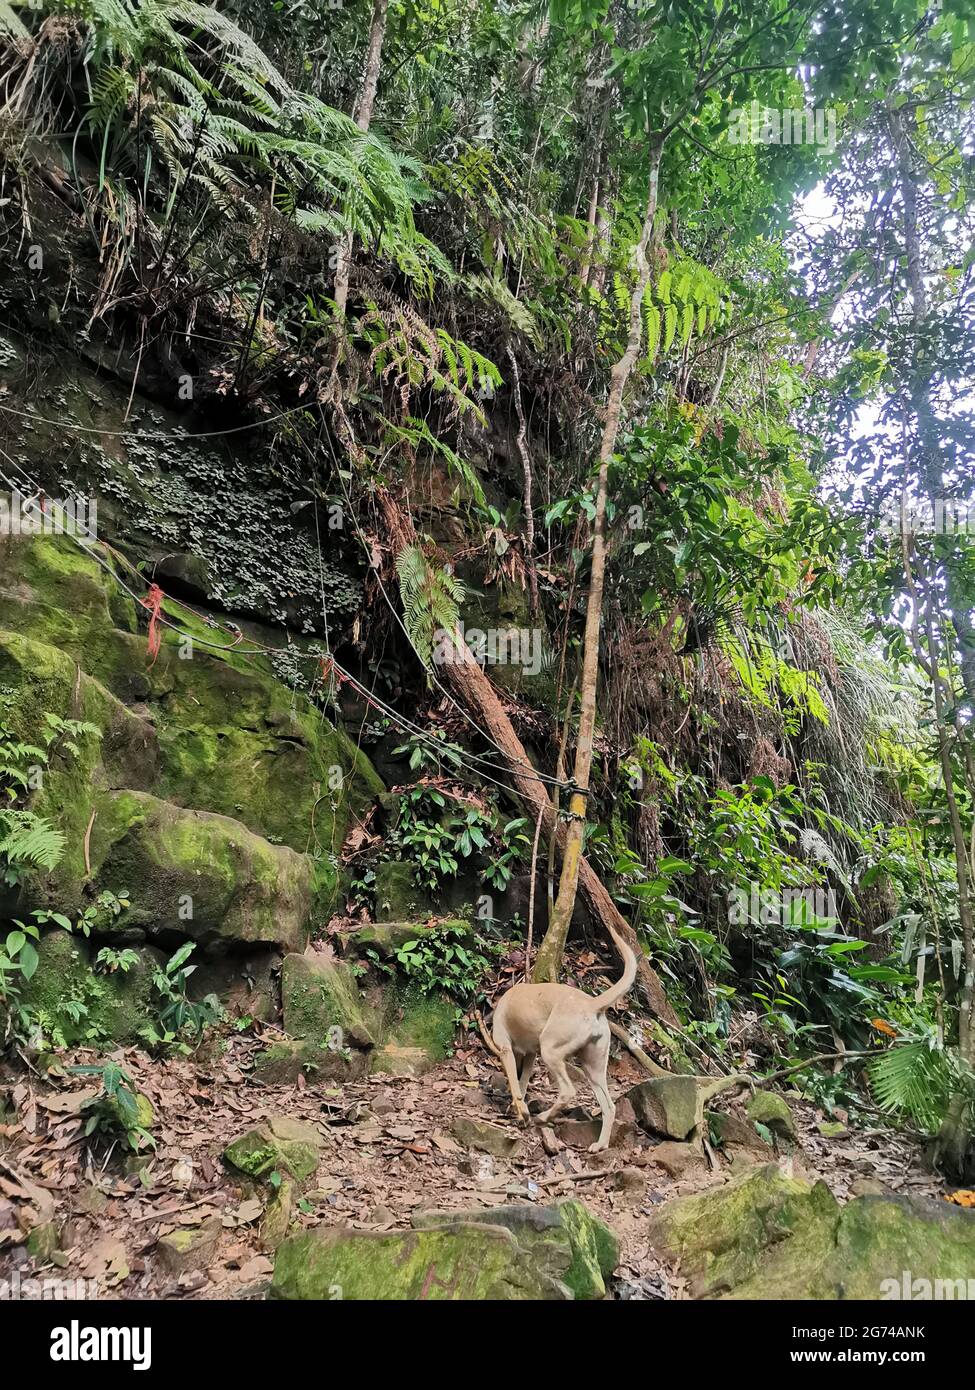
left=647, top=1162, right=975, bottom=1299
left=352, top=921, right=451, bottom=957
left=747, top=1089, right=796, bottom=1139
left=18, top=930, right=162, bottom=1047
left=223, top=1117, right=322, bottom=1184
left=1, top=530, right=383, bottom=887
left=374, top=862, right=430, bottom=922
left=271, top=1223, right=573, bottom=1300
left=80, top=791, right=314, bottom=950
left=370, top=989, right=456, bottom=1077
left=413, top=1199, right=619, bottom=1300
left=281, top=952, right=377, bottom=1048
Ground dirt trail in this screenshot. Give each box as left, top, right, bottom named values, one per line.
left=0, top=1033, right=943, bottom=1300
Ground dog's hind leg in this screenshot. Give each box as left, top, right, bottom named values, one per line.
left=579, top=1029, right=614, bottom=1152
left=536, top=1027, right=579, bottom=1125
left=517, top=1051, right=536, bottom=1102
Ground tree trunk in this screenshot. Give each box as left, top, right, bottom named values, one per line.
left=533, top=142, right=662, bottom=984
left=436, top=629, right=677, bottom=1024
left=332, top=0, right=389, bottom=322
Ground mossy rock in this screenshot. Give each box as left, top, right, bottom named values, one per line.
left=413, top=1199, right=619, bottom=1300
left=371, top=989, right=456, bottom=1077
left=75, top=790, right=314, bottom=950
left=629, top=1076, right=703, bottom=1140
left=18, top=930, right=163, bottom=1047
left=223, top=1117, right=322, bottom=1184
left=251, top=1038, right=368, bottom=1086
left=259, top=1178, right=294, bottom=1252
left=281, top=952, right=377, bottom=1048
left=351, top=921, right=445, bottom=958
left=271, top=1223, right=573, bottom=1300
left=156, top=1217, right=221, bottom=1276
left=374, top=862, right=430, bottom=922
left=647, top=1161, right=975, bottom=1299
left=647, top=1163, right=834, bottom=1297
left=828, top=1193, right=975, bottom=1300
left=0, top=532, right=384, bottom=881
left=747, top=1090, right=796, bottom=1139
left=26, top=1222, right=60, bottom=1261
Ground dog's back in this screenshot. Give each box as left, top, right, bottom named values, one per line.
left=493, top=981, right=597, bottom=1051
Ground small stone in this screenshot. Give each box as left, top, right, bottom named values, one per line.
left=848, top=1177, right=886, bottom=1198
left=76, top=1186, right=108, bottom=1216
left=817, top=1121, right=848, bottom=1139
left=259, top=1179, right=294, bottom=1252
left=368, top=1205, right=397, bottom=1228
left=540, top=1126, right=562, bottom=1155
left=451, top=1116, right=524, bottom=1160
left=650, top=1139, right=707, bottom=1179
left=156, top=1217, right=222, bottom=1276
left=26, top=1222, right=60, bottom=1261
left=615, top=1168, right=646, bottom=1201
left=223, top=1116, right=322, bottom=1184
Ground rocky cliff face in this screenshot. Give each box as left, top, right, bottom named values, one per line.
left=0, top=526, right=384, bottom=1043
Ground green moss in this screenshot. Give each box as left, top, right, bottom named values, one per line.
left=79, top=790, right=314, bottom=950
left=252, top=1038, right=368, bottom=1085
left=1, top=534, right=384, bottom=876
left=413, top=1199, right=619, bottom=1300
left=271, top=1224, right=572, bottom=1300
left=223, top=1117, right=321, bottom=1184
left=281, top=952, right=377, bottom=1046
left=371, top=988, right=455, bottom=1075
left=374, top=861, right=429, bottom=922
left=18, top=930, right=160, bottom=1046
left=747, top=1090, right=796, bottom=1139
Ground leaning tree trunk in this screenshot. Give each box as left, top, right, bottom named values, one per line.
left=437, top=627, right=677, bottom=1024
left=367, top=483, right=676, bottom=1023
left=532, top=142, right=662, bottom=984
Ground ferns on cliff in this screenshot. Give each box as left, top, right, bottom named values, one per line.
left=396, top=545, right=464, bottom=672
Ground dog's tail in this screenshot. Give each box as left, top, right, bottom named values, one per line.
left=592, top=921, right=637, bottom=1013
left=476, top=1009, right=502, bottom=1060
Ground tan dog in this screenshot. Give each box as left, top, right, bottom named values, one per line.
left=482, top=924, right=636, bottom=1153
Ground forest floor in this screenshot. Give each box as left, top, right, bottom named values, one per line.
left=0, top=1027, right=947, bottom=1300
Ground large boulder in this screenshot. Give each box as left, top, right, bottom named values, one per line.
left=281, top=952, right=377, bottom=1048
left=84, top=791, right=313, bottom=951
left=413, top=1199, right=619, bottom=1300
left=271, top=1224, right=573, bottom=1300
left=0, top=531, right=383, bottom=881
left=647, top=1162, right=975, bottom=1299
